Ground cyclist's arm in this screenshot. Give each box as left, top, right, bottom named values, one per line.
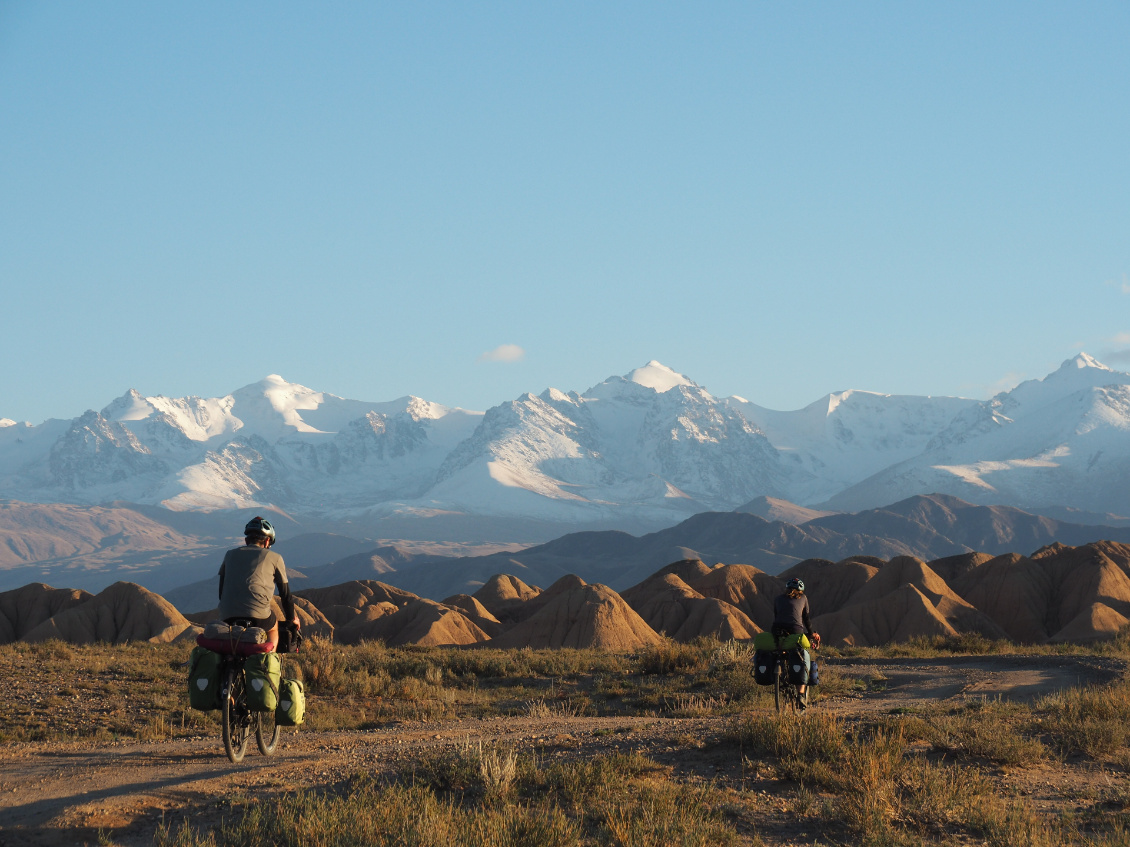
left=275, top=571, right=296, bottom=623
left=802, top=598, right=821, bottom=647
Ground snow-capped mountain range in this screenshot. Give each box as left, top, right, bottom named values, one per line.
left=2, top=355, right=1129, bottom=534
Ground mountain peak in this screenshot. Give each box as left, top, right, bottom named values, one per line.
left=625, top=361, right=695, bottom=393
left=234, top=374, right=319, bottom=398
left=102, top=389, right=155, bottom=422
left=229, top=375, right=326, bottom=434
left=1061, top=352, right=1111, bottom=372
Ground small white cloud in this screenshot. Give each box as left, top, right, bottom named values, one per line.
left=1105, top=273, right=1130, bottom=294
left=478, top=344, right=526, bottom=363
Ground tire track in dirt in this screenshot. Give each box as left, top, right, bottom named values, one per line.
left=816, top=653, right=1121, bottom=714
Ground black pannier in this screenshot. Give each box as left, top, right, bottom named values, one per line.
left=277, top=621, right=303, bottom=654
left=785, top=648, right=810, bottom=686
left=752, top=650, right=776, bottom=686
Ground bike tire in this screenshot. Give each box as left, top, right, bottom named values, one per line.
left=256, top=708, right=281, bottom=756
left=775, top=655, right=802, bottom=714
left=774, top=658, right=784, bottom=712
left=222, top=664, right=250, bottom=763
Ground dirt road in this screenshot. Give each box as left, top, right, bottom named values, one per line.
left=0, top=653, right=1120, bottom=847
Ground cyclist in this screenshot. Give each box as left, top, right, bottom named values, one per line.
left=218, top=516, right=299, bottom=650
left=771, top=576, right=820, bottom=709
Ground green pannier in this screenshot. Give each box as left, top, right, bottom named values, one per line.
left=753, top=632, right=776, bottom=650
left=752, top=631, right=810, bottom=650
left=276, top=677, right=306, bottom=726
left=187, top=645, right=223, bottom=711
left=244, top=652, right=281, bottom=712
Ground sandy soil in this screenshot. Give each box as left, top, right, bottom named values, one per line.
left=0, top=653, right=1121, bottom=847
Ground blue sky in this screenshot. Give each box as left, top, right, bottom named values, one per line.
left=2, top=2, right=1128, bottom=424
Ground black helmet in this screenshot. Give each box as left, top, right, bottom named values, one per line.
left=244, top=516, right=276, bottom=544
left=786, top=577, right=805, bottom=592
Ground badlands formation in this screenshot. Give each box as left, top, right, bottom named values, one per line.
left=3, top=540, right=1130, bottom=649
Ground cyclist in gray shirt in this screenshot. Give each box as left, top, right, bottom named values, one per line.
left=218, top=516, right=299, bottom=649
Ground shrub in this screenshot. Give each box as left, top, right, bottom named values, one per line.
left=635, top=638, right=710, bottom=675
left=478, top=744, right=517, bottom=803
left=727, top=711, right=847, bottom=772
left=709, top=639, right=754, bottom=670
left=835, top=728, right=905, bottom=836
left=1037, top=681, right=1130, bottom=759
left=293, top=634, right=336, bottom=692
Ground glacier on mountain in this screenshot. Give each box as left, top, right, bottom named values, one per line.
left=2, top=354, right=1129, bottom=530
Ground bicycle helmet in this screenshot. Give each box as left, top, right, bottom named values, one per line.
left=786, top=577, right=805, bottom=593
left=244, top=516, right=276, bottom=544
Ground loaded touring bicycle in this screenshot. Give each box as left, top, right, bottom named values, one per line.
left=187, top=619, right=305, bottom=763
left=751, top=631, right=818, bottom=713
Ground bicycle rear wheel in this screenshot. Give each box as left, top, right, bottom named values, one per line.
left=774, top=659, right=785, bottom=712
left=775, top=656, right=801, bottom=714
left=222, top=664, right=251, bottom=763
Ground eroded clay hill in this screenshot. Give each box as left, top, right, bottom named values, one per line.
left=12, top=582, right=193, bottom=644
left=6, top=541, right=1130, bottom=649
left=0, top=583, right=92, bottom=644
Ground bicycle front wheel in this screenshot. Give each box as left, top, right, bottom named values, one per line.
left=222, top=665, right=251, bottom=763
left=256, top=708, right=280, bottom=756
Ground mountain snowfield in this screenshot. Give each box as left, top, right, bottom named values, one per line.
left=2, top=355, right=1129, bottom=534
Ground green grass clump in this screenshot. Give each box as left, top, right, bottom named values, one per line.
left=1036, top=678, right=1130, bottom=759
left=725, top=710, right=1092, bottom=843
left=599, top=781, right=738, bottom=847
left=916, top=699, right=1047, bottom=766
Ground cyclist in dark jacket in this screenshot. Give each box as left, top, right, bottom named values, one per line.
left=771, top=576, right=820, bottom=709
left=218, top=516, right=299, bottom=649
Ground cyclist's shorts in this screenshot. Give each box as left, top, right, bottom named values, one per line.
left=225, top=611, right=277, bottom=630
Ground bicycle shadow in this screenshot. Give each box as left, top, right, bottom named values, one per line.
left=0, top=749, right=278, bottom=831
